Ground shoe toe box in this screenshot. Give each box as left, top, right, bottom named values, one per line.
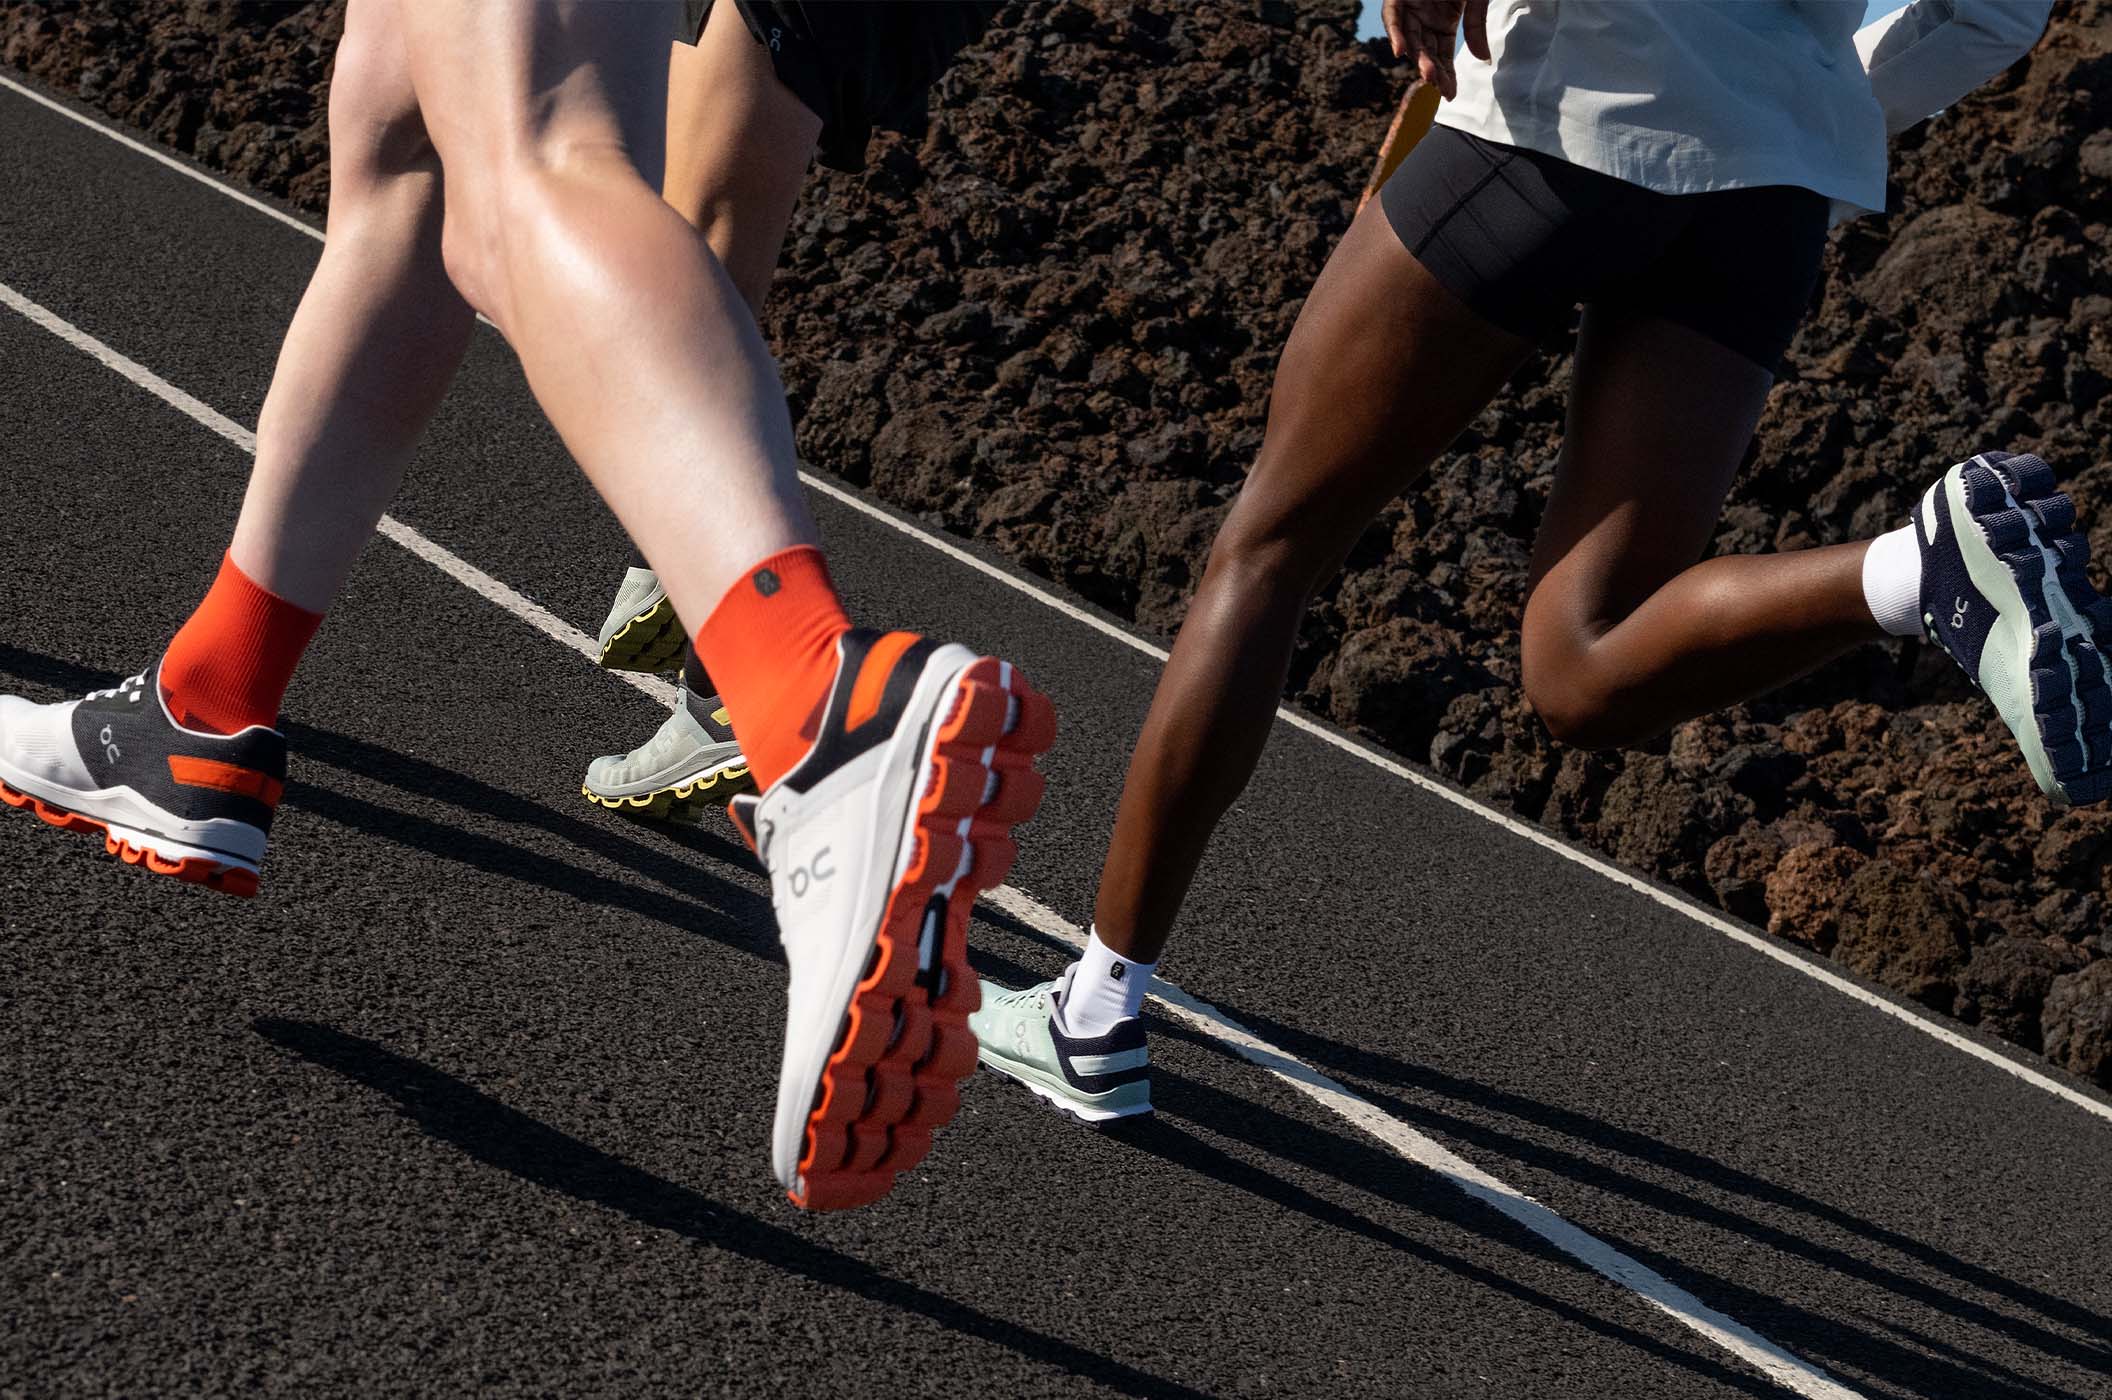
left=0, top=696, right=93, bottom=788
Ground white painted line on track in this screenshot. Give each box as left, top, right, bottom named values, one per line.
left=981, top=887, right=1864, bottom=1400
left=4, top=269, right=1864, bottom=1400
left=6, top=72, right=2103, bottom=1131
left=0, top=276, right=676, bottom=713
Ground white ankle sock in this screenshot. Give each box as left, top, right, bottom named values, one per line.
left=1056, top=927, right=1154, bottom=1038
left=1862, top=524, right=1923, bottom=638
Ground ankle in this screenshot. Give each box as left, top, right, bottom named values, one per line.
left=1056, top=927, right=1155, bottom=1038
left=1862, top=524, right=1923, bottom=638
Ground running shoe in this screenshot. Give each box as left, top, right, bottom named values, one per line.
left=1918, top=450, right=2112, bottom=806
left=726, top=629, right=1055, bottom=1210
left=596, top=565, right=684, bottom=673
left=0, top=665, right=283, bottom=895
left=969, top=971, right=1153, bottom=1122
left=582, top=684, right=753, bottom=820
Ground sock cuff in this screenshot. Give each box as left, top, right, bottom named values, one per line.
left=1862, top=524, right=1923, bottom=638
left=696, top=545, right=838, bottom=646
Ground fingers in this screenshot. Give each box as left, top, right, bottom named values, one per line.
left=1462, top=0, right=1492, bottom=61
left=1414, top=10, right=1459, bottom=99
left=1383, top=0, right=1409, bottom=58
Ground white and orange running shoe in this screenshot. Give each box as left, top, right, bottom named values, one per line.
left=728, top=629, right=1055, bottom=1211
left=0, top=665, right=284, bottom=896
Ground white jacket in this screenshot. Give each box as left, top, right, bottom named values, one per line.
left=1433, top=0, right=2052, bottom=211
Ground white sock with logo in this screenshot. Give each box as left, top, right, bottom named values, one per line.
left=1055, top=927, right=1154, bottom=1038
left=1862, top=524, right=1923, bottom=638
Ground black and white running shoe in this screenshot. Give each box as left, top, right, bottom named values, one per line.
left=1916, top=450, right=2112, bottom=806
left=0, top=665, right=285, bottom=895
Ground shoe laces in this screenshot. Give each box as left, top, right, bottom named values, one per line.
left=86, top=671, right=148, bottom=703
left=993, top=978, right=1058, bottom=1008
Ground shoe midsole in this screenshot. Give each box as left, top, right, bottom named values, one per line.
left=584, top=749, right=747, bottom=799
left=0, top=751, right=265, bottom=865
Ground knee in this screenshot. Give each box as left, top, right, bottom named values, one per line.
left=1206, top=482, right=1352, bottom=608
left=1519, top=612, right=1643, bottom=750
left=325, top=9, right=441, bottom=200
left=1522, top=666, right=1630, bottom=750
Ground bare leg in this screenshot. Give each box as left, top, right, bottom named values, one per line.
left=662, top=0, right=820, bottom=312
left=1092, top=209, right=1532, bottom=962
left=1519, top=307, right=1882, bottom=748
left=395, top=0, right=815, bottom=629
left=227, top=0, right=475, bottom=611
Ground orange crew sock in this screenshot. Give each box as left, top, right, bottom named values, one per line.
left=696, top=545, right=853, bottom=790
left=159, top=553, right=324, bottom=734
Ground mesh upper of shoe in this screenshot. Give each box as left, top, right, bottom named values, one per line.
left=0, top=695, right=94, bottom=787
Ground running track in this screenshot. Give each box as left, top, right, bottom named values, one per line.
left=1, top=75, right=2108, bottom=1400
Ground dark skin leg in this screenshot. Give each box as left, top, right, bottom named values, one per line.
left=1092, top=229, right=1885, bottom=966
left=1519, top=306, right=1882, bottom=748
left=1091, top=206, right=1534, bottom=960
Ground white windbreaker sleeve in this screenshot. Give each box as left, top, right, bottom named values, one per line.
left=1854, top=0, right=2054, bottom=135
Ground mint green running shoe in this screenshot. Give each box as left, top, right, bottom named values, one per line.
left=970, top=973, right=1153, bottom=1122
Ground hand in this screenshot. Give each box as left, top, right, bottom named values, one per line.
left=1381, top=0, right=1492, bottom=101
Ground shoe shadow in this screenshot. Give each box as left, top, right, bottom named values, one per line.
left=1150, top=1002, right=2112, bottom=1381
left=1139, top=1067, right=2087, bottom=1400
left=969, top=901, right=2110, bottom=1398
left=251, top=1017, right=1215, bottom=1400
left=0, top=645, right=780, bottom=961
left=1098, top=1108, right=1793, bottom=1400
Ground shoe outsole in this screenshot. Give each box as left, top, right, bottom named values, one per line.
left=978, top=1057, right=1155, bottom=1124
left=0, top=778, right=260, bottom=896
left=581, top=758, right=756, bottom=823
left=1961, top=454, right=2112, bottom=806
left=790, top=658, right=1056, bottom=1211
left=597, top=596, right=684, bottom=673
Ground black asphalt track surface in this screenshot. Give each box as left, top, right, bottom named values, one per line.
left=2, top=78, right=2110, bottom=1400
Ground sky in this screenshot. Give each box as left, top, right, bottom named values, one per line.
left=1354, top=0, right=1916, bottom=44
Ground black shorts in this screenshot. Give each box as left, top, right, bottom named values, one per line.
left=1379, top=125, right=1829, bottom=372
left=679, top=1, right=1005, bottom=172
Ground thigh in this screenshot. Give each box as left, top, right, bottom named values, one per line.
left=1221, top=199, right=1532, bottom=577
left=1527, top=186, right=1829, bottom=631
left=662, top=0, right=822, bottom=308
left=394, top=0, right=678, bottom=192
left=1527, top=307, right=1777, bottom=647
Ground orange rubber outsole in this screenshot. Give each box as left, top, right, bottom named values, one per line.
left=790, top=658, right=1055, bottom=1211
left=0, top=778, right=259, bottom=897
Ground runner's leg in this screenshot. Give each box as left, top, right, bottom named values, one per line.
left=157, top=0, right=473, bottom=737
left=1091, top=207, right=1531, bottom=964
left=1518, top=306, right=1878, bottom=748
left=395, top=0, right=816, bottom=635
left=394, top=0, right=1054, bottom=1209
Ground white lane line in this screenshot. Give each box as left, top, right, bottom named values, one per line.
left=6, top=72, right=2102, bottom=1130
left=981, top=888, right=1863, bottom=1400
left=5, top=273, right=1862, bottom=1400
left=0, top=277, right=675, bottom=712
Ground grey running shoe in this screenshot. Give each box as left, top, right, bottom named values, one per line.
left=582, top=685, right=753, bottom=820
left=596, top=566, right=684, bottom=673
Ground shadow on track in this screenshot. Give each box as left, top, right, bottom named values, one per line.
left=969, top=900, right=2109, bottom=1399
left=252, top=1017, right=1216, bottom=1400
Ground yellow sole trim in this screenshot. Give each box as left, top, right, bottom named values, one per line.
left=582, top=760, right=756, bottom=822
left=597, top=596, right=685, bottom=673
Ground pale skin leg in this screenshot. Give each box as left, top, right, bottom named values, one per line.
left=662, top=0, right=821, bottom=313
left=395, top=0, right=818, bottom=629
left=231, top=0, right=820, bottom=630
left=227, top=0, right=475, bottom=612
